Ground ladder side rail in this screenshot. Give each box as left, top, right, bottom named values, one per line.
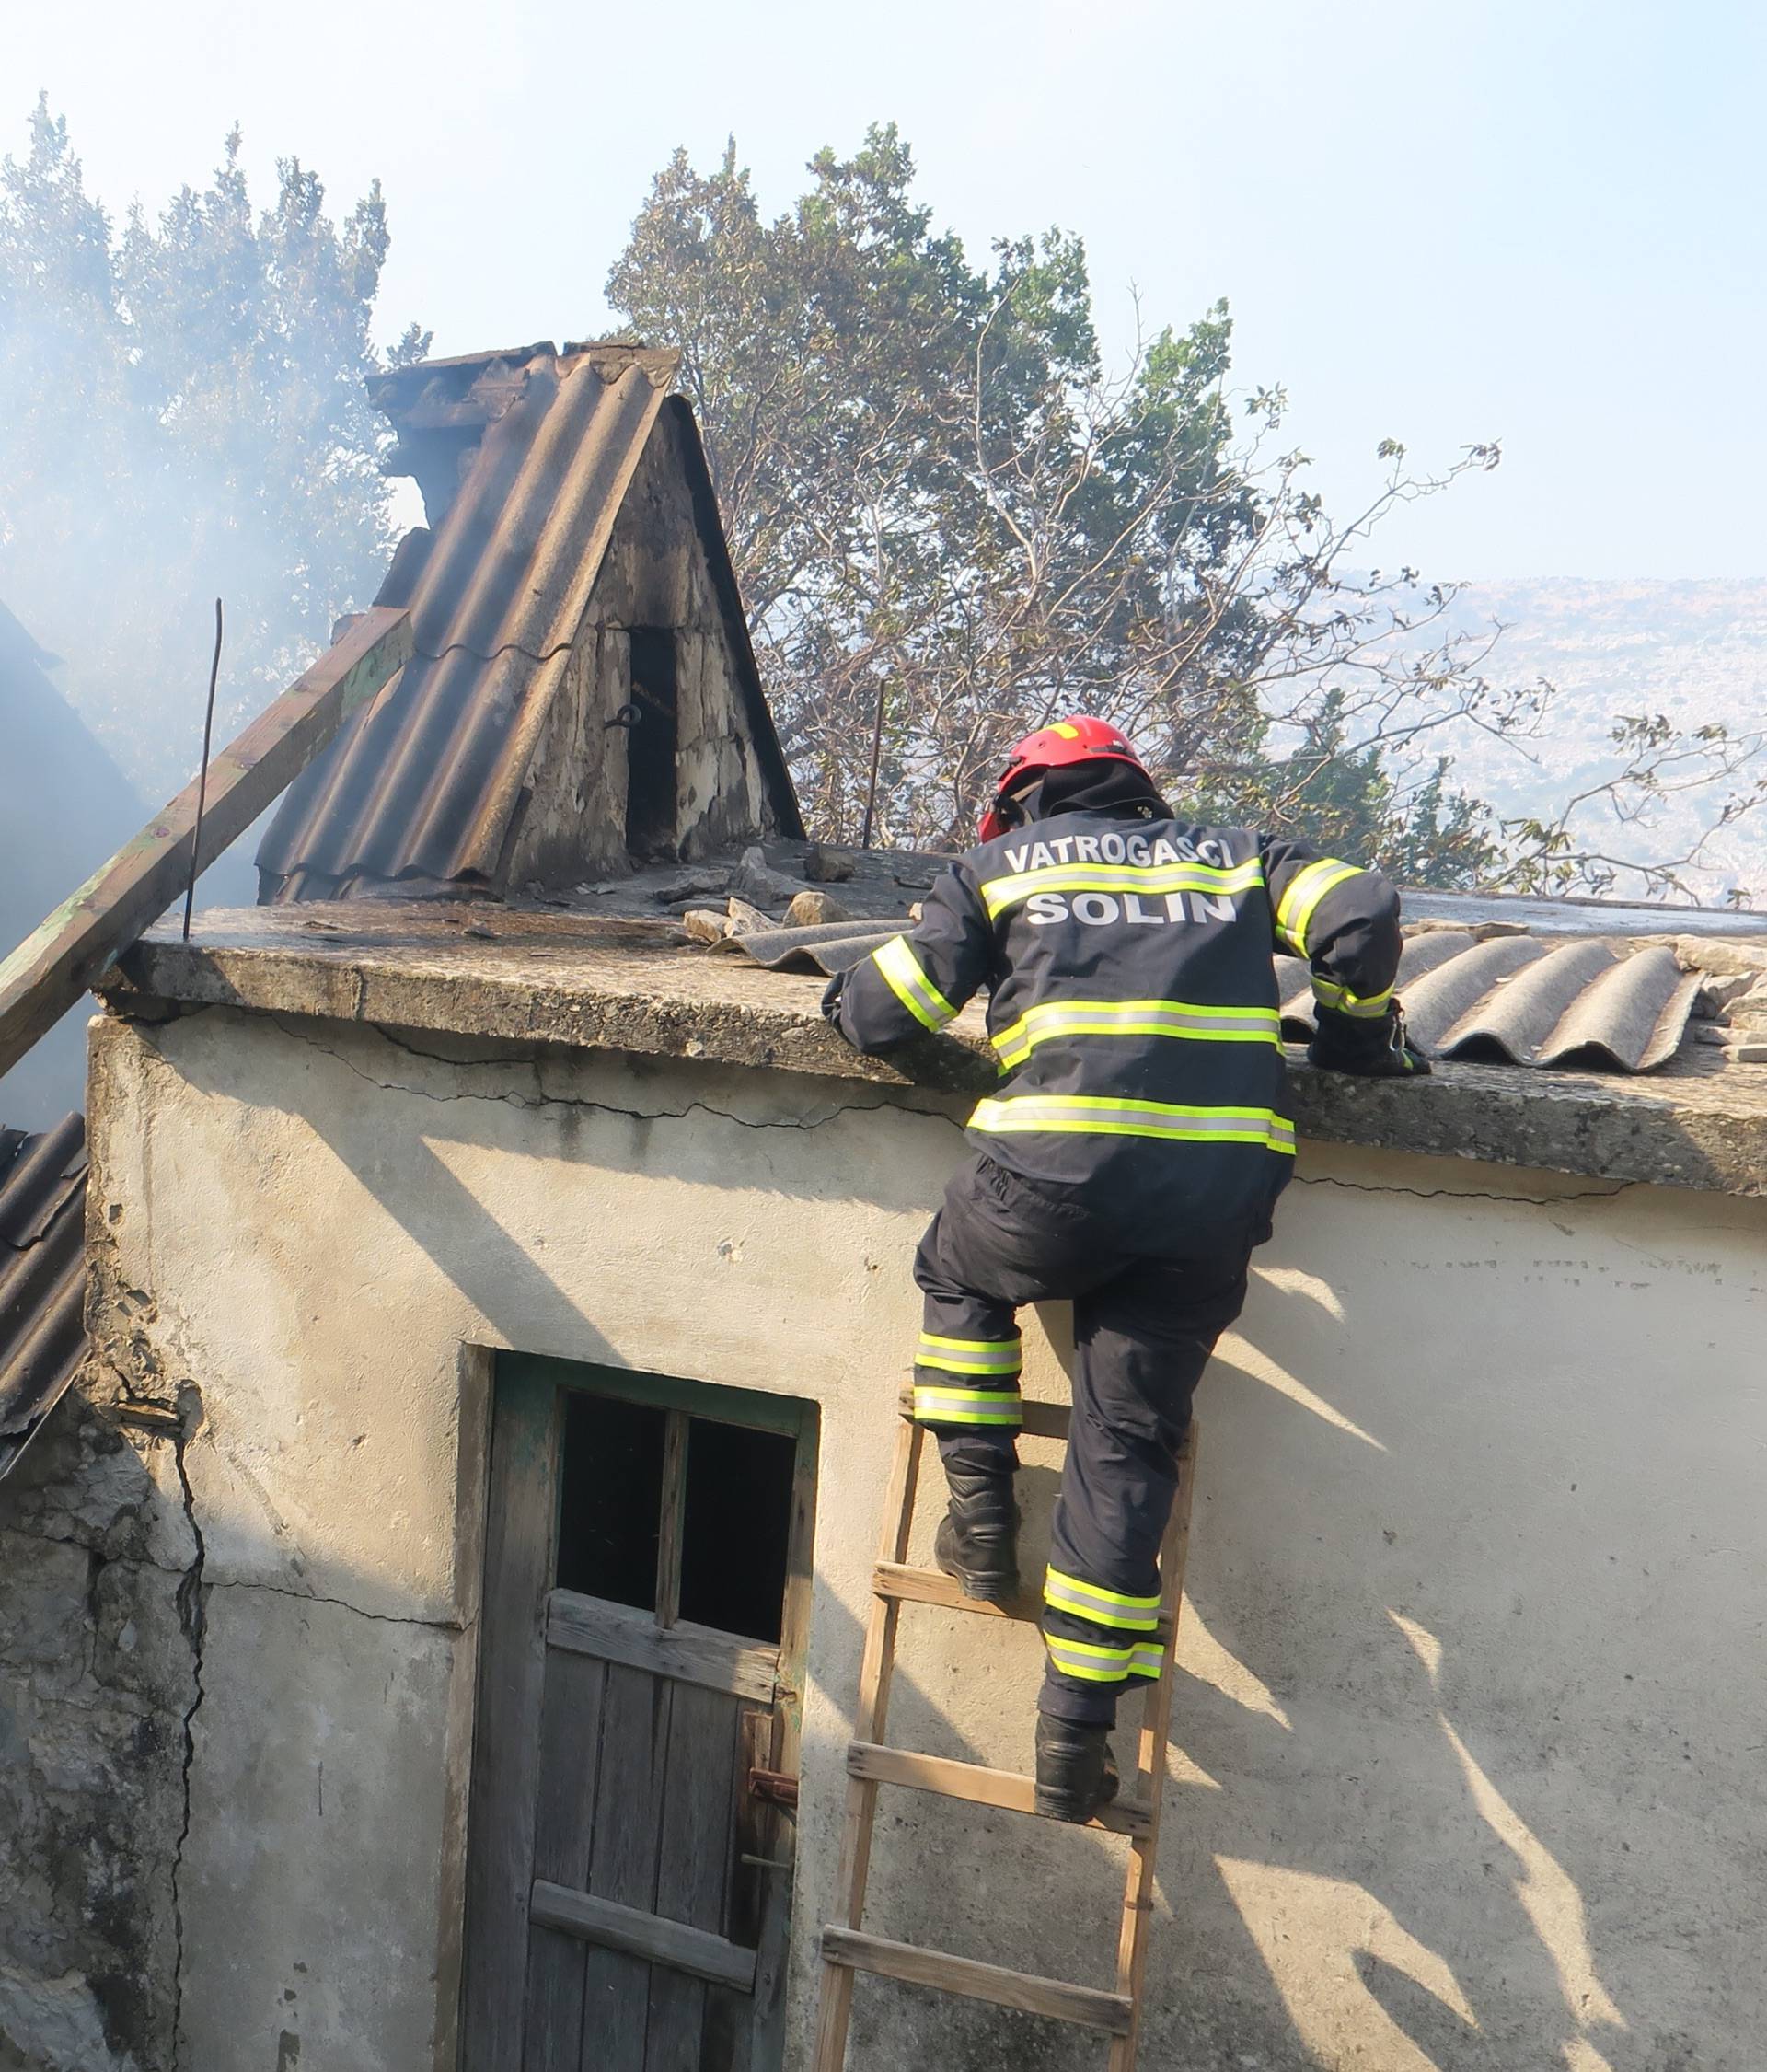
left=811, top=1411, right=924, bottom=2070
left=1107, top=1421, right=1201, bottom=2072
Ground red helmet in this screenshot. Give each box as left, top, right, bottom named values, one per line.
left=978, top=716, right=1150, bottom=842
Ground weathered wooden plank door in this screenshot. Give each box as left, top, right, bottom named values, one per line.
left=462, top=1358, right=816, bottom=2072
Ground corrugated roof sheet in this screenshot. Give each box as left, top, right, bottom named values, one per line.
left=258, top=343, right=800, bottom=902
left=0, top=1112, right=87, bottom=1479
left=1276, top=931, right=1703, bottom=1071
left=718, top=917, right=1705, bottom=1073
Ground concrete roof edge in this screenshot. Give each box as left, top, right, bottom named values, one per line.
left=101, top=908, right=1767, bottom=1202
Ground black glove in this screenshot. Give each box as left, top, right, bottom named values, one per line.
left=1308, top=1001, right=1432, bottom=1078
left=820, top=969, right=847, bottom=1024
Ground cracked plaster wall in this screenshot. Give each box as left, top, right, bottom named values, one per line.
left=12, top=1000, right=1765, bottom=2072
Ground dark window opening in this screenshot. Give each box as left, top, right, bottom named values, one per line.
left=555, top=1392, right=664, bottom=1608
left=625, top=627, right=679, bottom=861
left=552, top=1382, right=799, bottom=1646
left=679, top=1419, right=796, bottom=1643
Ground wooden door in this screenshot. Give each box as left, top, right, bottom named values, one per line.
left=461, top=1358, right=817, bottom=2072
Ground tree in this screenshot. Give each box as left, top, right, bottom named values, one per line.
left=609, top=128, right=1517, bottom=879
left=0, top=97, right=426, bottom=804
left=611, top=128, right=1767, bottom=902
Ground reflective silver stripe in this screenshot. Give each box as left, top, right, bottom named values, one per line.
left=1044, top=1635, right=1141, bottom=1682
left=970, top=1094, right=1297, bottom=1155
left=872, top=935, right=957, bottom=1031
left=981, top=857, right=1264, bottom=920
left=1044, top=1567, right=1162, bottom=1632
left=1275, top=858, right=1364, bottom=955
left=993, top=998, right=1281, bottom=1068
left=1311, top=977, right=1392, bottom=1020
left=917, top=1333, right=1022, bottom=1376
left=912, top=1384, right=1023, bottom=1427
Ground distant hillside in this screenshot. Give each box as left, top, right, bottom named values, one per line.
left=1438, top=578, right=1767, bottom=904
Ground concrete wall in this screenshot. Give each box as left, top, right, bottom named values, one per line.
left=53, top=1001, right=1767, bottom=2071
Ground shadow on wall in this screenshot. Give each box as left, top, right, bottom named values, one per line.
left=1154, top=1240, right=1679, bottom=2072
left=123, top=1011, right=1703, bottom=2072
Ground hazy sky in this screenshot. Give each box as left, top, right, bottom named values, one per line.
left=10, top=0, right=1764, bottom=582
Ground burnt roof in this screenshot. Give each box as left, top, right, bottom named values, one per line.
left=257, top=342, right=801, bottom=902
left=0, top=1113, right=88, bottom=1479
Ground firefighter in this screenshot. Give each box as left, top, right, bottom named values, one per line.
left=822, top=716, right=1428, bottom=1823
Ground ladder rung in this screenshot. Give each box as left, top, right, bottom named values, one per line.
left=872, top=1562, right=1175, bottom=1639
left=872, top=1561, right=1039, bottom=1622
left=820, top=1926, right=1132, bottom=2034
left=847, top=1740, right=1153, bottom=1837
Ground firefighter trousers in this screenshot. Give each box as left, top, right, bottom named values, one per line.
left=912, top=1156, right=1251, bottom=1727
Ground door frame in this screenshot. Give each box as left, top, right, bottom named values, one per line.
left=458, top=1353, right=818, bottom=2070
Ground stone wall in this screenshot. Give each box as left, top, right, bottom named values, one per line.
left=0, top=1315, right=195, bottom=2070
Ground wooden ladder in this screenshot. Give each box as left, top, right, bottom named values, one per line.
left=812, top=1389, right=1198, bottom=2069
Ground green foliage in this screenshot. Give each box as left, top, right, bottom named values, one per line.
left=1240, top=693, right=1500, bottom=890
left=0, top=97, right=425, bottom=801
left=609, top=125, right=1503, bottom=881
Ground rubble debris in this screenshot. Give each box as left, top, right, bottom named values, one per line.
left=682, top=910, right=727, bottom=945
left=803, top=844, right=856, bottom=884
left=1727, top=978, right=1767, bottom=1013
left=1673, top=936, right=1767, bottom=981
left=784, top=890, right=854, bottom=929
left=731, top=846, right=810, bottom=909
left=1694, top=971, right=1763, bottom=1015
left=724, top=896, right=772, bottom=938
left=648, top=866, right=733, bottom=905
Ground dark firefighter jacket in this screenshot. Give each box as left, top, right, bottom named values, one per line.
left=826, top=813, right=1403, bottom=1253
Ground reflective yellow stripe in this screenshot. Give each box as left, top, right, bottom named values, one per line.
left=1044, top=1636, right=1138, bottom=1681
left=1274, top=858, right=1364, bottom=956
left=1311, top=977, right=1392, bottom=1020
left=872, top=935, right=957, bottom=1032
left=1043, top=1635, right=1165, bottom=1683
left=981, top=858, right=1263, bottom=920
left=970, top=1094, right=1297, bottom=1155
left=1044, top=1568, right=1162, bottom=1632
left=992, top=998, right=1281, bottom=1068
left=916, top=1333, right=1022, bottom=1376
left=912, top=1384, right=1023, bottom=1427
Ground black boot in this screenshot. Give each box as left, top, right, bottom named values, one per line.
left=1034, top=1715, right=1120, bottom=1824
left=932, top=1469, right=1020, bottom=1603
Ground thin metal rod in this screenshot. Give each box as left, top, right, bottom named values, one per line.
left=181, top=599, right=224, bottom=942
left=859, top=676, right=889, bottom=850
